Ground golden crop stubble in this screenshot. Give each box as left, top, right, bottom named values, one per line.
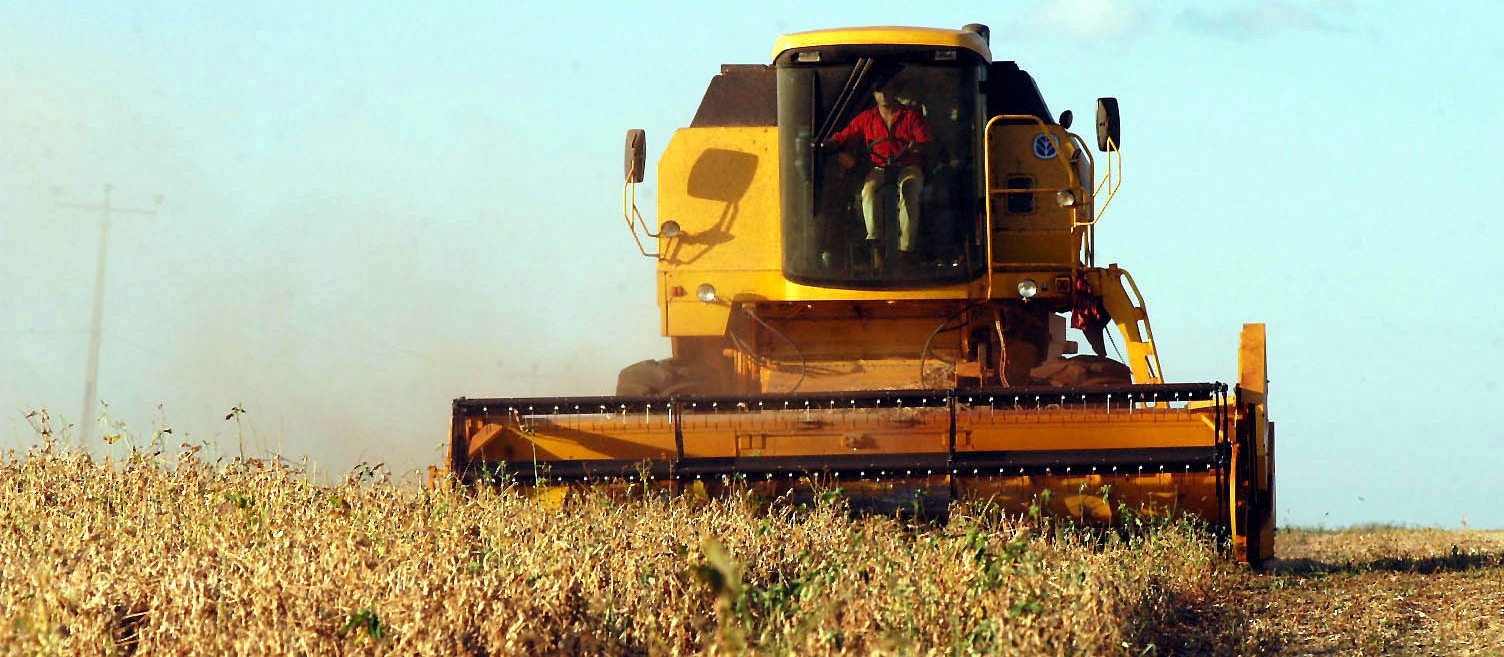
left=0, top=445, right=1233, bottom=656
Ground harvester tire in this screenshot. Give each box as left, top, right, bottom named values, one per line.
left=616, top=358, right=711, bottom=397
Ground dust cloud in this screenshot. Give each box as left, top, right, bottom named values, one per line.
left=0, top=25, right=665, bottom=480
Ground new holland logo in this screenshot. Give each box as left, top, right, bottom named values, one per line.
left=1032, top=133, right=1058, bottom=159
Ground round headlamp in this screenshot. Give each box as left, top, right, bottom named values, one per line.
left=1017, top=279, right=1039, bottom=299
left=1056, top=190, right=1076, bottom=207
left=695, top=283, right=718, bottom=303
left=658, top=220, right=682, bottom=238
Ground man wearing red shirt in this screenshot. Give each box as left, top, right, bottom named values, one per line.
left=826, top=85, right=935, bottom=261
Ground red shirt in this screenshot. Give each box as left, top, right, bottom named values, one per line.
left=829, top=106, right=933, bottom=167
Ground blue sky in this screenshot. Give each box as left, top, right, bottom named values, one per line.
left=2, top=1, right=1501, bottom=527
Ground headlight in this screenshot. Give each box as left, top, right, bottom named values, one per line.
left=1017, top=279, right=1038, bottom=299
left=1056, top=190, right=1076, bottom=207
left=695, top=283, right=717, bottom=303
left=659, top=220, right=682, bottom=238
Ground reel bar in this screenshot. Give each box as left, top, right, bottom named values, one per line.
left=454, top=382, right=1226, bottom=418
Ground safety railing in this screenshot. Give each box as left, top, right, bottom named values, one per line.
left=621, top=176, right=665, bottom=259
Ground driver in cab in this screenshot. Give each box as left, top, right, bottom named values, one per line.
left=825, top=81, right=935, bottom=264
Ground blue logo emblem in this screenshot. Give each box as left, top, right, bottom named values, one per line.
left=1032, top=134, right=1058, bottom=159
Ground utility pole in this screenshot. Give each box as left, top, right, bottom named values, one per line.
left=56, top=185, right=162, bottom=444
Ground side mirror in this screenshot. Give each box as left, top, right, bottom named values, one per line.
left=1095, top=98, right=1120, bottom=151
left=625, top=129, right=647, bottom=183
left=1058, top=109, right=1073, bottom=130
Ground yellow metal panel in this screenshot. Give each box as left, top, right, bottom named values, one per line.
left=660, top=262, right=990, bottom=339
left=470, top=415, right=679, bottom=463
left=664, top=269, right=983, bottom=303
left=465, top=423, right=507, bottom=459
left=1240, top=323, right=1268, bottom=404
left=987, top=123, right=1083, bottom=268
left=958, top=406, right=1218, bottom=452
left=678, top=406, right=950, bottom=457
left=522, top=432, right=669, bottom=461
left=991, top=234, right=1075, bottom=267
left=655, top=127, right=777, bottom=337
left=772, top=26, right=991, bottom=61
left=779, top=278, right=981, bottom=301
left=656, top=128, right=782, bottom=271
left=1237, top=322, right=1274, bottom=561
left=739, top=430, right=947, bottom=457
left=665, top=294, right=734, bottom=337
left=746, top=409, right=947, bottom=458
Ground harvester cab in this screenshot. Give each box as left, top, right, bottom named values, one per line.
left=450, top=24, right=1276, bottom=563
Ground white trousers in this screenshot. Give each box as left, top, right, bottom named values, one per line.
left=860, top=165, right=923, bottom=253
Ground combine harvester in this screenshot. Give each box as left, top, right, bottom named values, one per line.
left=448, top=24, right=1275, bottom=562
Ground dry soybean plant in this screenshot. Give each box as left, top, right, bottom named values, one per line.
left=0, top=422, right=1241, bottom=656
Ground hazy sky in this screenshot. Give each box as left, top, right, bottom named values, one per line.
left=2, top=1, right=1500, bottom=527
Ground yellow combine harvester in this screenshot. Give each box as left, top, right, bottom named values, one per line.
left=448, top=24, right=1275, bottom=562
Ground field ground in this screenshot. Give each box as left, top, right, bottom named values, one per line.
left=1, top=443, right=1501, bottom=656
left=1233, top=528, right=1504, bottom=656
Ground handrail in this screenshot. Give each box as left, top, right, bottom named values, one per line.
left=1066, top=132, right=1098, bottom=228
left=621, top=177, right=662, bottom=259
left=982, top=117, right=997, bottom=300
left=1091, top=136, right=1122, bottom=225
left=1066, top=132, right=1098, bottom=267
